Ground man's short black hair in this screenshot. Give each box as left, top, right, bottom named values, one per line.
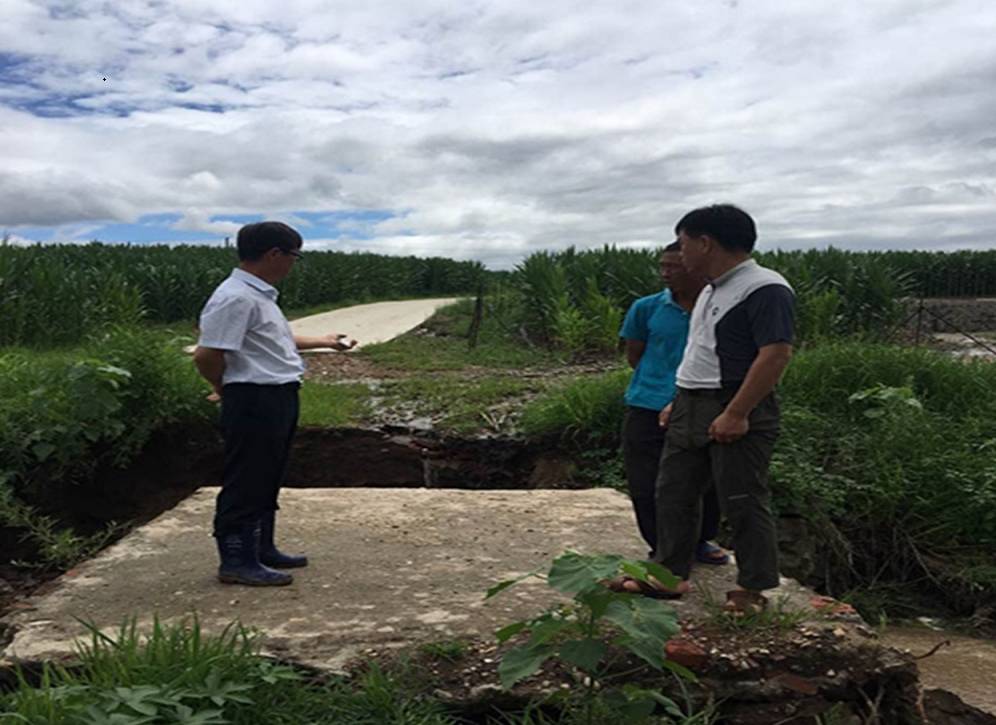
left=662, top=241, right=681, bottom=253
left=236, top=221, right=303, bottom=261
left=674, top=204, right=756, bottom=253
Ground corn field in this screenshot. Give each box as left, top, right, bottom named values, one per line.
left=510, top=246, right=996, bottom=350
left=0, top=243, right=485, bottom=347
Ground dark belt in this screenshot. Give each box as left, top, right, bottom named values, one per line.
left=678, top=386, right=737, bottom=398
left=224, top=381, right=301, bottom=390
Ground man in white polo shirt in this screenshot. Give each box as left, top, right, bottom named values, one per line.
left=193, top=221, right=355, bottom=586
left=651, top=204, right=794, bottom=612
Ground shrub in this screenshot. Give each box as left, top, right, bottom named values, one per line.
left=0, top=327, right=213, bottom=568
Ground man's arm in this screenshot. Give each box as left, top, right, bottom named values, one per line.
left=192, top=346, right=226, bottom=397
left=624, top=339, right=646, bottom=369
left=708, top=343, right=792, bottom=443
left=294, top=333, right=358, bottom=351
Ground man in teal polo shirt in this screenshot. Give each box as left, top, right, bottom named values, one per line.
left=620, top=242, right=726, bottom=564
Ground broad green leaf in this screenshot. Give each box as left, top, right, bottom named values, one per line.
left=526, top=616, right=575, bottom=647
left=558, top=638, right=606, bottom=673
left=495, top=621, right=527, bottom=643
left=499, top=644, right=554, bottom=689
left=661, top=658, right=697, bottom=681
left=485, top=567, right=543, bottom=599
left=619, top=560, right=681, bottom=590
left=574, top=586, right=618, bottom=619
left=601, top=688, right=657, bottom=719
left=547, top=551, right=623, bottom=594
left=603, top=597, right=679, bottom=643
left=619, top=633, right=665, bottom=670
left=622, top=685, right=684, bottom=718
left=32, top=442, right=56, bottom=461
left=485, top=579, right=518, bottom=599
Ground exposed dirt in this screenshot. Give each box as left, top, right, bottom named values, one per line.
left=303, top=351, right=620, bottom=385
left=356, top=618, right=924, bottom=724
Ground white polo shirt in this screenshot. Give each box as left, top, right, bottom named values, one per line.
left=197, top=268, right=305, bottom=385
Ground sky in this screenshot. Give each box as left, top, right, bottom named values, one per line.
left=2, top=1, right=995, bottom=269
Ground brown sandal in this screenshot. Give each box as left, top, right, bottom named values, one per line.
left=724, top=589, right=768, bottom=614
left=603, top=576, right=689, bottom=600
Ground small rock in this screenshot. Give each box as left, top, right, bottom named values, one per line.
left=775, top=673, right=820, bottom=696
left=468, top=684, right=503, bottom=699
left=665, top=639, right=709, bottom=671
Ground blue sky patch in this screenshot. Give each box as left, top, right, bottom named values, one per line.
left=9, top=210, right=396, bottom=245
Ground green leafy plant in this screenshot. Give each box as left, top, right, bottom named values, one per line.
left=847, top=381, right=923, bottom=419
left=487, top=551, right=693, bottom=723
left=418, top=639, right=469, bottom=663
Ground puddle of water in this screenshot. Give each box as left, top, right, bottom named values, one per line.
left=879, top=626, right=996, bottom=715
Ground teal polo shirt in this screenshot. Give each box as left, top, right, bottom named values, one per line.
left=620, top=289, right=690, bottom=411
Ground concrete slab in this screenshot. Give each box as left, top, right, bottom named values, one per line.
left=0, top=488, right=814, bottom=673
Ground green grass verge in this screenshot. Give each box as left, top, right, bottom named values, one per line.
left=298, top=382, right=372, bottom=427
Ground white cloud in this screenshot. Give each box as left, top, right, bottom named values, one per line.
left=1, top=0, right=995, bottom=268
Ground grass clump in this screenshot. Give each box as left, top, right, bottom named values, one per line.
left=0, top=616, right=455, bottom=725
left=418, top=639, right=469, bottom=663
left=519, top=369, right=629, bottom=443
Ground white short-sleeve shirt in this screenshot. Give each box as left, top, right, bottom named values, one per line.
left=197, top=268, right=305, bottom=385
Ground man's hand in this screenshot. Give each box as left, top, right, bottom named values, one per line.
left=658, top=402, right=673, bottom=428
left=322, top=333, right=357, bottom=351
left=709, top=409, right=749, bottom=443
left=295, top=333, right=358, bottom=351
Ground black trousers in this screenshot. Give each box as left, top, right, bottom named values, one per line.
left=214, top=382, right=300, bottom=537
left=622, top=405, right=720, bottom=557
left=654, top=389, right=781, bottom=590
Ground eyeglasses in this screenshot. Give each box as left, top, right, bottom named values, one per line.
left=282, top=249, right=303, bottom=259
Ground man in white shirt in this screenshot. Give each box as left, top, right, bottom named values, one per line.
left=193, top=221, right=355, bottom=586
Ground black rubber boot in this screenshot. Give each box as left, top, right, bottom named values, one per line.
left=216, top=526, right=293, bottom=586
left=258, top=511, right=308, bottom=569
